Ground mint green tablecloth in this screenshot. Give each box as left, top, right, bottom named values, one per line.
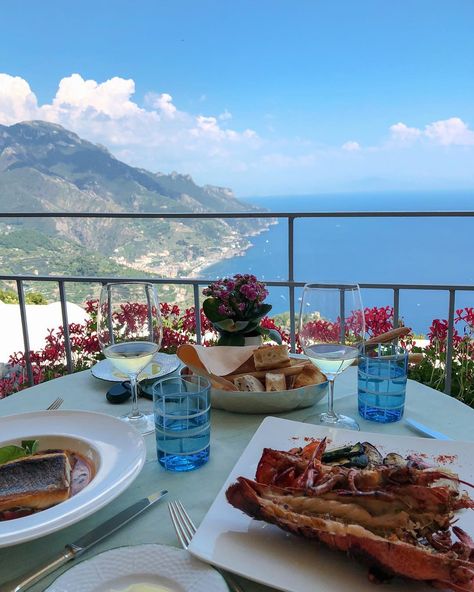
left=0, top=361, right=472, bottom=591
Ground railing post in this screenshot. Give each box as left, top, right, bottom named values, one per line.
left=444, top=289, right=456, bottom=395
left=193, top=283, right=202, bottom=345
left=393, top=288, right=399, bottom=327
left=339, top=288, right=345, bottom=341
left=288, top=216, right=296, bottom=352
left=59, top=281, right=73, bottom=374
left=16, top=279, right=34, bottom=386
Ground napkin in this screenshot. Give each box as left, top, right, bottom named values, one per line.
left=177, top=344, right=258, bottom=377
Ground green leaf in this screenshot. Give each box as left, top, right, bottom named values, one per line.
left=21, top=440, right=39, bottom=455
left=217, top=332, right=246, bottom=346
left=241, top=320, right=260, bottom=333
left=214, top=319, right=250, bottom=333
left=202, top=298, right=227, bottom=322
left=267, top=328, right=283, bottom=344
left=256, top=303, right=272, bottom=317
left=0, top=445, right=27, bottom=465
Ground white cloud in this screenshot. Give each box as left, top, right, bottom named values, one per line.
left=425, top=117, right=474, bottom=146
left=1, top=72, right=473, bottom=193
left=218, top=109, right=232, bottom=121
left=145, top=92, right=178, bottom=118
left=389, top=122, right=422, bottom=144
left=341, top=141, right=361, bottom=151
left=0, top=74, right=38, bottom=123
left=0, top=73, right=260, bottom=176
left=389, top=118, right=474, bottom=146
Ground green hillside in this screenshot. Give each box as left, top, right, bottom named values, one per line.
left=0, top=121, right=269, bottom=304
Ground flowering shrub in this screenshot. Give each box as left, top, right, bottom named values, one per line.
left=297, top=306, right=391, bottom=348
left=202, top=274, right=282, bottom=345
left=0, top=300, right=219, bottom=398
left=1, top=301, right=473, bottom=408
left=408, top=308, right=474, bottom=406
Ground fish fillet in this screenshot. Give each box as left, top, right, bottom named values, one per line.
left=0, top=452, right=71, bottom=512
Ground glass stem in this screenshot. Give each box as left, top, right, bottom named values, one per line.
left=128, top=373, right=141, bottom=419
left=327, top=378, right=338, bottom=419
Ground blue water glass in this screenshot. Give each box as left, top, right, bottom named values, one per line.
left=358, top=344, right=408, bottom=423
left=153, top=375, right=211, bottom=472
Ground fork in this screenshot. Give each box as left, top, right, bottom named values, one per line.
left=168, top=500, right=245, bottom=592
left=46, top=397, right=64, bottom=410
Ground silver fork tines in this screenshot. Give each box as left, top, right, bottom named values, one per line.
left=46, top=397, right=64, bottom=411
left=169, top=500, right=195, bottom=548
left=168, top=500, right=245, bottom=592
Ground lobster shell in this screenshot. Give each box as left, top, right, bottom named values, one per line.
left=226, top=477, right=474, bottom=592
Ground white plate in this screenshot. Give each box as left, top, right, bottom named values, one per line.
left=91, top=353, right=180, bottom=382
left=46, top=544, right=227, bottom=592
left=0, top=410, right=146, bottom=547
left=188, top=416, right=474, bottom=592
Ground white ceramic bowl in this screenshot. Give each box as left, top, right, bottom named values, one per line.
left=210, top=380, right=328, bottom=414
left=0, top=410, right=146, bottom=547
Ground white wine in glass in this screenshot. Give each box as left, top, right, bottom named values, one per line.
left=299, top=283, right=365, bottom=431
left=98, top=282, right=163, bottom=435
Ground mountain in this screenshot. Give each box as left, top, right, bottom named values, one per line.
left=0, top=121, right=267, bottom=301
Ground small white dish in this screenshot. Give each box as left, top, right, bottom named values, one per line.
left=46, top=543, right=227, bottom=592
left=0, top=410, right=146, bottom=547
left=91, top=353, right=180, bottom=382
left=189, top=416, right=474, bottom=592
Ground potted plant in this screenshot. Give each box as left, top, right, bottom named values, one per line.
left=202, top=274, right=282, bottom=346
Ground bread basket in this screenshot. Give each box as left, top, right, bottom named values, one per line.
left=178, top=345, right=328, bottom=414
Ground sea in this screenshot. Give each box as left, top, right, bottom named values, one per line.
left=201, top=190, right=474, bottom=335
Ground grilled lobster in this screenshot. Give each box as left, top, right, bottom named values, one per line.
left=226, top=439, right=474, bottom=592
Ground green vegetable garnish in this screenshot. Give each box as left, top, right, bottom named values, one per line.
left=0, top=440, right=39, bottom=465
left=21, top=440, right=39, bottom=455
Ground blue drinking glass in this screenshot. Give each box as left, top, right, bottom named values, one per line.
left=358, top=344, right=408, bottom=423
left=153, top=375, right=211, bottom=472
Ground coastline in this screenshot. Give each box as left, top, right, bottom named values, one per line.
left=188, top=218, right=278, bottom=279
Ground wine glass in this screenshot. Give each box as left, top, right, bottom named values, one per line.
left=97, top=282, right=162, bottom=435
left=298, top=283, right=365, bottom=430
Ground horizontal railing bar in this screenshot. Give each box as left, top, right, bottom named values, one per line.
left=0, top=210, right=474, bottom=219
left=1, top=274, right=473, bottom=292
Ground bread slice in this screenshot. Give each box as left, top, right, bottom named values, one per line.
left=253, top=345, right=290, bottom=370
left=0, top=452, right=72, bottom=512
left=265, top=373, right=286, bottom=392
left=293, top=364, right=326, bottom=388
left=234, top=375, right=265, bottom=392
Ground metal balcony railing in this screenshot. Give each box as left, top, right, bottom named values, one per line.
left=1, top=210, right=474, bottom=394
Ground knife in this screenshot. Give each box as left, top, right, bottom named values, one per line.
left=3, top=489, right=168, bottom=592
left=405, top=418, right=453, bottom=441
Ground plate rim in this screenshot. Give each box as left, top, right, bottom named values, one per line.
left=0, top=409, right=146, bottom=547
left=188, top=415, right=474, bottom=592
left=46, top=542, right=228, bottom=592
left=90, top=352, right=180, bottom=382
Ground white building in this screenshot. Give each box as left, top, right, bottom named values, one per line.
left=0, top=302, right=89, bottom=364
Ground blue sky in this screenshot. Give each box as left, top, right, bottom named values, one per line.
left=1, top=1, right=474, bottom=195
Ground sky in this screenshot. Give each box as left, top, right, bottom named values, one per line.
left=1, top=0, right=474, bottom=196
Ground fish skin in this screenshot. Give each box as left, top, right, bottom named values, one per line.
left=0, top=452, right=71, bottom=512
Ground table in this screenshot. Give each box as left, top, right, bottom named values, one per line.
left=0, top=363, right=473, bottom=591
